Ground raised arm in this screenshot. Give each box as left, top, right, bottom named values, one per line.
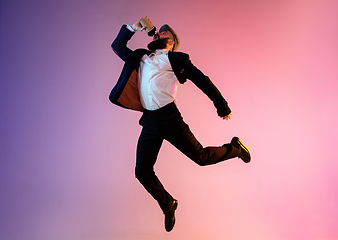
left=111, top=20, right=146, bottom=62
left=111, top=25, right=135, bottom=62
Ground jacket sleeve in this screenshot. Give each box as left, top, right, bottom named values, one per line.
left=111, top=25, right=135, bottom=62
left=184, top=59, right=232, bottom=117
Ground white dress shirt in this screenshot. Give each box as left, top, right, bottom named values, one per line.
left=138, top=49, right=179, bottom=110
left=126, top=24, right=179, bottom=110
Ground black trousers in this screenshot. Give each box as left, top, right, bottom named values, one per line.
left=135, top=102, right=240, bottom=213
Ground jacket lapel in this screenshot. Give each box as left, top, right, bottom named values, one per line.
left=109, top=49, right=151, bottom=112
left=168, top=51, right=189, bottom=84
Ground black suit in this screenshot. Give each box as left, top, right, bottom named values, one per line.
left=110, top=25, right=240, bottom=213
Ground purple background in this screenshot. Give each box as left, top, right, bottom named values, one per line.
left=1, top=0, right=338, bottom=239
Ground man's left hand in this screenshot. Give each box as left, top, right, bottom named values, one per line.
left=220, top=113, right=232, bottom=120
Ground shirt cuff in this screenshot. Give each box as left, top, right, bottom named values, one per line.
left=126, top=24, right=135, bottom=32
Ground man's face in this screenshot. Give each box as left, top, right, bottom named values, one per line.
left=153, top=30, right=173, bottom=41
left=148, top=30, right=175, bottom=51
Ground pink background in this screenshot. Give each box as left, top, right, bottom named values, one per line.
left=1, top=0, right=338, bottom=239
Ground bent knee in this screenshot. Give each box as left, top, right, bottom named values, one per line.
left=191, top=157, right=208, bottom=166
left=135, top=169, right=155, bottom=181
left=195, top=161, right=207, bottom=166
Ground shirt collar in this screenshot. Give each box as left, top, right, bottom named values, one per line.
left=155, top=49, right=169, bottom=55
left=148, top=49, right=169, bottom=58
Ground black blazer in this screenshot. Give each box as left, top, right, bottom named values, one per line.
left=109, top=25, right=231, bottom=116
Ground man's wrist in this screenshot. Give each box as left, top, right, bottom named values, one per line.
left=126, top=24, right=135, bottom=32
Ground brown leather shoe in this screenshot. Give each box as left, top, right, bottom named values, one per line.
left=164, top=200, right=178, bottom=232
left=231, top=137, right=251, bottom=163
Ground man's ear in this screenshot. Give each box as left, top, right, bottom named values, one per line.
left=168, top=39, right=175, bottom=45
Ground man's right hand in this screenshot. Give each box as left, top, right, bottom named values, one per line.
left=131, top=21, right=145, bottom=31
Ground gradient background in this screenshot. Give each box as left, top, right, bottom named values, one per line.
left=1, top=0, right=338, bottom=239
